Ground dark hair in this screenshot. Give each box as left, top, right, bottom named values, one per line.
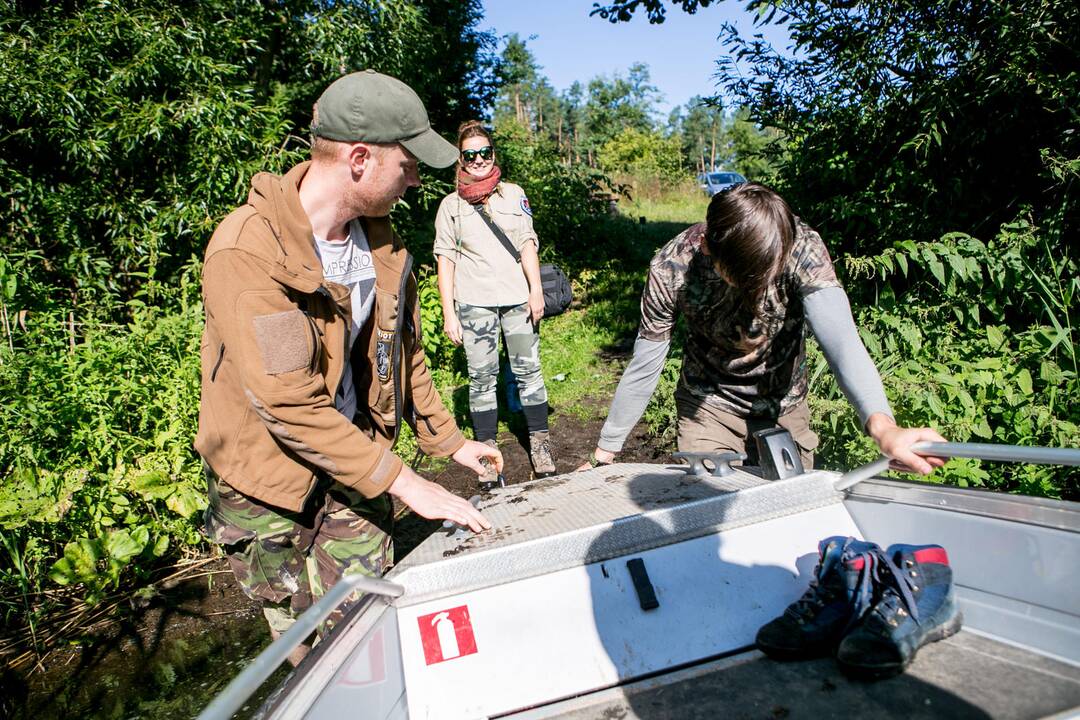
left=456, top=120, right=493, bottom=151
left=705, top=182, right=795, bottom=314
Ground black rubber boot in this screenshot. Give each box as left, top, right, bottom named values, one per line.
left=756, top=536, right=881, bottom=660
left=837, top=543, right=962, bottom=679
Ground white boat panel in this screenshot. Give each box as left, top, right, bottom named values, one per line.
left=394, top=503, right=859, bottom=720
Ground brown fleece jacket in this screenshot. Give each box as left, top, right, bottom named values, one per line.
left=196, top=162, right=465, bottom=511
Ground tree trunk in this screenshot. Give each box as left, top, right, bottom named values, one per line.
left=710, top=124, right=717, bottom=171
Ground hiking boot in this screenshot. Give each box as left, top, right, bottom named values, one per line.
left=529, top=430, right=557, bottom=478
left=837, top=543, right=962, bottom=679
left=477, top=439, right=501, bottom=491
left=756, top=536, right=881, bottom=660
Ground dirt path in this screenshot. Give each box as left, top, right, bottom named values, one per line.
left=7, top=403, right=669, bottom=720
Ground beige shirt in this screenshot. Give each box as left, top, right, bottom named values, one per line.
left=434, top=182, right=539, bottom=306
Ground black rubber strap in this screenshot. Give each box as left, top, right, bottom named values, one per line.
left=475, top=205, right=521, bottom=263
left=627, top=558, right=660, bottom=611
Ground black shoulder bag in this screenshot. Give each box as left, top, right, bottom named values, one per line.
left=474, top=205, right=573, bottom=318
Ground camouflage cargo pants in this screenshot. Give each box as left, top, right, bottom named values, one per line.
left=457, top=301, right=547, bottom=413
left=203, top=467, right=393, bottom=635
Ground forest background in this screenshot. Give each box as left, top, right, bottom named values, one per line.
left=0, top=0, right=1076, bottom=670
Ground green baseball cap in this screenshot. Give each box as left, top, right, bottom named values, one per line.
left=311, top=70, right=458, bottom=168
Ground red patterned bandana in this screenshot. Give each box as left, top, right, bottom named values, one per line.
left=457, top=165, right=502, bottom=204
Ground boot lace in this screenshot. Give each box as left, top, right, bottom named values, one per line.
left=787, top=539, right=880, bottom=632
left=865, top=551, right=921, bottom=628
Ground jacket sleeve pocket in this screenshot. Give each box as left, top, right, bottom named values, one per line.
left=251, top=309, right=314, bottom=375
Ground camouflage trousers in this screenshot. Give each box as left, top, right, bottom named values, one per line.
left=457, top=301, right=547, bottom=413
left=203, top=466, right=393, bottom=636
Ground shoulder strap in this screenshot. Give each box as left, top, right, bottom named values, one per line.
left=475, top=204, right=521, bottom=263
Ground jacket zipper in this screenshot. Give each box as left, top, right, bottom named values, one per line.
left=316, top=286, right=349, bottom=397
left=390, top=253, right=413, bottom=443
left=304, top=313, right=320, bottom=372
left=210, top=342, right=225, bottom=382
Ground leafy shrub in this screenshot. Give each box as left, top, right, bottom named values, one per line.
left=493, top=120, right=611, bottom=266
left=0, top=276, right=205, bottom=606
left=820, top=220, right=1077, bottom=498
left=0, top=0, right=494, bottom=316
left=598, top=127, right=684, bottom=184
left=0, top=0, right=498, bottom=611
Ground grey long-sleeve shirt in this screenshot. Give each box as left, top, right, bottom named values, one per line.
left=598, top=286, right=892, bottom=452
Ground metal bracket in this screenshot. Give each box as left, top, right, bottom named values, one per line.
left=672, top=451, right=747, bottom=478
left=480, top=473, right=507, bottom=493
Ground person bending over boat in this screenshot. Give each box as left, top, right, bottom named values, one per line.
left=433, top=121, right=557, bottom=480
left=196, top=71, right=497, bottom=663
left=580, top=182, right=946, bottom=475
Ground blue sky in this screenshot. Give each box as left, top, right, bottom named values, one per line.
left=479, top=0, right=791, bottom=118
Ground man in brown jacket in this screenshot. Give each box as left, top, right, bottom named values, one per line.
left=197, top=71, right=498, bottom=656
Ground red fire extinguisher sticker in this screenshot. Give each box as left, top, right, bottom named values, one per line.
left=417, top=605, right=478, bottom=665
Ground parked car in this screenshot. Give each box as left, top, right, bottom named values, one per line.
left=698, top=171, right=747, bottom=196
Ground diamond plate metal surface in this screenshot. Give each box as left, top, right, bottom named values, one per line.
left=389, top=464, right=843, bottom=607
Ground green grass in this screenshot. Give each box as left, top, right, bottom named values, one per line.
left=619, top=178, right=710, bottom=225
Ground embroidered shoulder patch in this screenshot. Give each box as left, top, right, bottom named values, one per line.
left=520, top=196, right=532, bottom=216
left=376, top=329, right=394, bottom=382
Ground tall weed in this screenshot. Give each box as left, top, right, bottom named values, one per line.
left=814, top=220, right=1078, bottom=498
left=0, top=274, right=205, bottom=608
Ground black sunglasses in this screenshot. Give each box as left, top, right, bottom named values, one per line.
left=461, top=146, right=494, bottom=163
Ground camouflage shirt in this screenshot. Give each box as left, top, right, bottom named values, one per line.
left=639, top=219, right=841, bottom=418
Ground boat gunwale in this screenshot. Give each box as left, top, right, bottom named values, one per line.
left=845, top=477, right=1080, bottom=532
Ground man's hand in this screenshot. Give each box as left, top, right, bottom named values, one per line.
left=387, top=465, right=491, bottom=533
left=452, top=439, right=504, bottom=476
left=528, top=289, right=545, bottom=325
left=443, top=314, right=463, bottom=346
left=574, top=446, right=615, bottom=472
left=867, top=413, right=948, bottom=475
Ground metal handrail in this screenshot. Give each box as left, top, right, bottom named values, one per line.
left=834, top=441, right=1080, bottom=492
left=198, top=574, right=404, bottom=720
left=911, top=441, right=1080, bottom=466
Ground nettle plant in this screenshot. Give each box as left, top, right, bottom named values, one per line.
left=812, top=220, right=1077, bottom=499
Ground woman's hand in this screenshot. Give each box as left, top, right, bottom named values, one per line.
left=574, top=447, right=615, bottom=472
left=444, top=314, right=463, bottom=346
left=866, top=413, right=948, bottom=475
left=528, top=289, right=545, bottom=325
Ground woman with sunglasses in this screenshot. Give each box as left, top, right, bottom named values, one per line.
left=579, top=182, right=947, bottom=476
left=433, top=121, right=557, bottom=480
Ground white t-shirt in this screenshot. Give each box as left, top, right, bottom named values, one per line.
left=314, top=219, right=376, bottom=421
